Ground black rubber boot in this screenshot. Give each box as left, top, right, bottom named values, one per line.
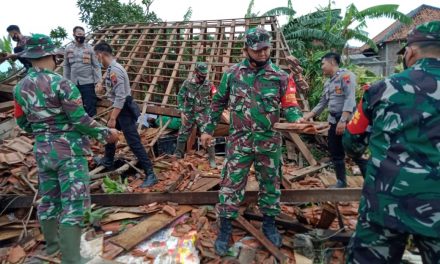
left=262, top=215, right=282, bottom=247
left=141, top=167, right=158, bottom=187
left=214, top=217, right=232, bottom=256
left=332, top=160, right=347, bottom=188
left=174, top=141, right=186, bottom=159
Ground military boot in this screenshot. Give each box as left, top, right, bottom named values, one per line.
left=262, top=215, right=282, bottom=247
left=141, top=167, right=158, bottom=187
left=174, top=141, right=186, bottom=159
left=40, top=219, right=60, bottom=255
left=214, top=217, right=232, bottom=256
left=59, top=225, right=88, bottom=264
left=331, top=160, right=347, bottom=188
left=207, top=145, right=216, bottom=168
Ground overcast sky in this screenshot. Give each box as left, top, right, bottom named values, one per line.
left=0, top=0, right=438, bottom=47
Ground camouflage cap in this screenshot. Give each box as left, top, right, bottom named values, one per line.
left=397, top=20, right=440, bottom=55
left=195, top=62, right=208, bottom=75
left=244, top=27, right=272, bottom=51
left=19, top=34, right=62, bottom=59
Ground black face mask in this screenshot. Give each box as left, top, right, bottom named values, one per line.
left=248, top=53, right=269, bottom=68
left=75, top=36, right=85, bottom=44
left=12, top=35, right=19, bottom=42
left=197, top=75, right=206, bottom=83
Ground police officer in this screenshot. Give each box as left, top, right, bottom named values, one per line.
left=2, top=25, right=32, bottom=71
left=64, top=26, right=102, bottom=117
left=344, top=21, right=440, bottom=263
left=175, top=62, right=217, bottom=168
left=93, top=41, right=158, bottom=188
left=300, top=52, right=367, bottom=188
left=200, top=27, right=303, bottom=256
left=13, top=34, right=119, bottom=263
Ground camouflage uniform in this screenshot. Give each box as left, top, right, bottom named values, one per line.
left=176, top=62, right=217, bottom=165
left=202, top=28, right=302, bottom=219
left=343, top=21, right=440, bottom=263
left=177, top=67, right=215, bottom=143
left=13, top=34, right=110, bottom=226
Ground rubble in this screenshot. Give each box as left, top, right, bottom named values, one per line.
left=0, top=120, right=363, bottom=263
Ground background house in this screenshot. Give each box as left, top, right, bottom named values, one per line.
left=354, top=4, right=440, bottom=76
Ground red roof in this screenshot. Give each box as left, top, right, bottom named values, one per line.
left=362, top=4, right=440, bottom=50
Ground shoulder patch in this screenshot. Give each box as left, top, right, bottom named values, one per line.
left=342, top=74, right=351, bottom=85
left=110, top=72, right=118, bottom=86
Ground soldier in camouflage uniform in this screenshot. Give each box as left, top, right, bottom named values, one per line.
left=343, top=21, right=440, bottom=263
left=13, top=34, right=118, bottom=264
left=200, top=27, right=303, bottom=256
left=301, top=52, right=367, bottom=188
left=175, top=62, right=217, bottom=168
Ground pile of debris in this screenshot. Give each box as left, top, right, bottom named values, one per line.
left=0, top=136, right=37, bottom=195
left=0, top=199, right=359, bottom=263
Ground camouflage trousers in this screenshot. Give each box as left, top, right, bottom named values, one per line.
left=36, top=154, right=90, bottom=227
left=177, top=111, right=208, bottom=143
left=346, top=216, right=440, bottom=263
left=217, top=135, right=282, bottom=219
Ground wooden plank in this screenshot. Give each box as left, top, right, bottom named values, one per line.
left=286, top=132, right=317, bottom=166
left=0, top=101, right=13, bottom=112
left=236, top=215, right=287, bottom=263
left=136, top=28, right=164, bottom=129
left=284, top=163, right=330, bottom=182
left=347, top=176, right=364, bottom=188
left=192, top=178, right=221, bottom=192
left=161, top=23, right=192, bottom=105
left=104, top=205, right=193, bottom=259
left=3, top=189, right=363, bottom=209
left=207, top=21, right=221, bottom=83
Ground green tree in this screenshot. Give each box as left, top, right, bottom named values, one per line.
left=183, top=6, right=193, bottom=22
left=245, top=0, right=259, bottom=18
left=50, top=26, right=68, bottom=47
left=77, top=0, right=161, bottom=30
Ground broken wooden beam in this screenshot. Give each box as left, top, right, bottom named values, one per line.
left=236, top=215, right=287, bottom=263
left=1, top=189, right=362, bottom=208
left=282, top=163, right=330, bottom=189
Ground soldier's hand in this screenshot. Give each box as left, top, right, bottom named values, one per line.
left=106, top=128, right=119, bottom=143
left=299, top=112, right=313, bottom=123
left=201, top=133, right=213, bottom=149
left=336, top=122, right=346, bottom=135
left=107, top=118, right=116, bottom=129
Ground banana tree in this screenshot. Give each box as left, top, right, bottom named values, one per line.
left=330, top=4, right=411, bottom=52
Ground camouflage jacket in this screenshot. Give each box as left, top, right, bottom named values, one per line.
left=177, top=77, right=215, bottom=114
left=202, top=59, right=302, bottom=139
left=343, top=58, right=440, bottom=237
left=13, top=67, right=109, bottom=157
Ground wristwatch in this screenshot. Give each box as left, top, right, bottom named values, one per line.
left=339, top=116, right=348, bottom=123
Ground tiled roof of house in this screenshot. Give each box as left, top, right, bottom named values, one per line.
left=361, top=4, right=440, bottom=50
